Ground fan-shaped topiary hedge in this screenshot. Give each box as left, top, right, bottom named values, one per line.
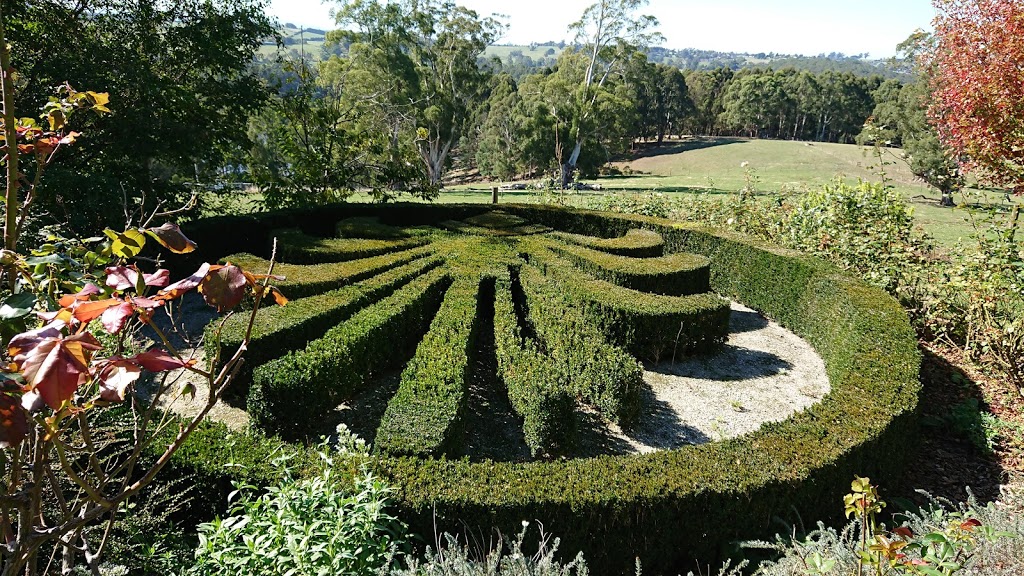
left=171, top=203, right=919, bottom=574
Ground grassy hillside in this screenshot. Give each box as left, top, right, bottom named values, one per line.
left=442, top=138, right=1021, bottom=247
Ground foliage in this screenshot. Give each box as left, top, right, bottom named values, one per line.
left=785, top=178, right=928, bottom=294
left=547, top=237, right=711, bottom=296
left=374, top=278, right=482, bottom=456
left=744, top=480, right=1023, bottom=576
left=330, top=0, right=502, bottom=187
left=928, top=0, right=1024, bottom=194
left=493, top=275, right=576, bottom=455
left=247, top=57, right=436, bottom=209
left=516, top=265, right=643, bottom=426
left=0, top=52, right=286, bottom=573
left=130, top=204, right=921, bottom=573
left=391, top=523, right=590, bottom=576
left=248, top=267, right=450, bottom=438
left=521, top=239, right=729, bottom=361
left=273, top=228, right=427, bottom=265
left=858, top=33, right=963, bottom=205
left=3, top=0, right=274, bottom=234
left=192, top=440, right=404, bottom=576
left=551, top=227, right=664, bottom=257
left=209, top=254, right=441, bottom=395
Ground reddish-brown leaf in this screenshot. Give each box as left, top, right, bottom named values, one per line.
left=0, top=393, right=28, bottom=448
left=131, top=349, right=195, bottom=373
left=198, top=264, right=247, bottom=312
left=58, top=283, right=102, bottom=308
left=99, top=301, right=135, bottom=334
left=105, top=266, right=169, bottom=291
left=145, top=222, right=197, bottom=254
left=95, top=358, right=142, bottom=402
left=71, top=298, right=121, bottom=325
left=13, top=332, right=101, bottom=410
left=157, top=263, right=210, bottom=301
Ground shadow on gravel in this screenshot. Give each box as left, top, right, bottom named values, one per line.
left=651, top=345, right=793, bottom=382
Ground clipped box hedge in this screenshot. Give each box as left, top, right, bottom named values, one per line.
left=168, top=203, right=920, bottom=574
left=516, top=265, right=643, bottom=425
left=522, top=240, right=730, bottom=361
left=335, top=216, right=412, bottom=239
left=224, top=244, right=434, bottom=300
left=248, top=266, right=451, bottom=439
left=493, top=275, right=577, bottom=455
left=544, top=237, right=710, bottom=296
left=274, top=228, right=428, bottom=264
left=206, top=256, right=443, bottom=398
left=551, top=228, right=664, bottom=257
left=374, top=277, right=485, bottom=457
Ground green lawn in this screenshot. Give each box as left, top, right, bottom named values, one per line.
left=445, top=138, right=1021, bottom=247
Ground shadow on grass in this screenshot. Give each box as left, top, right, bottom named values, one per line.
left=622, top=137, right=749, bottom=161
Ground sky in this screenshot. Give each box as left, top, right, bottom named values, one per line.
left=266, top=0, right=937, bottom=59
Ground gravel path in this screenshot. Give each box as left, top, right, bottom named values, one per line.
left=578, top=302, right=830, bottom=455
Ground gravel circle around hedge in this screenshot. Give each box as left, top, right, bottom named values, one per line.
left=585, top=301, right=829, bottom=454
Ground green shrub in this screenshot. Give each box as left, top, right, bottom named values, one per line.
left=516, top=265, right=642, bottom=425
left=522, top=240, right=730, bottom=361
left=462, top=210, right=528, bottom=229
left=336, top=216, right=412, bottom=239
left=550, top=228, right=663, bottom=257
left=742, top=481, right=1024, bottom=576
left=390, top=523, right=590, bottom=576
left=374, top=278, right=484, bottom=457
left=544, top=237, right=711, bottom=296
left=191, top=441, right=404, bottom=576
left=493, top=277, right=577, bottom=456
left=223, top=243, right=435, bottom=300
left=248, top=267, right=451, bottom=439
left=207, top=255, right=443, bottom=397
left=586, top=191, right=675, bottom=219
left=274, top=228, right=428, bottom=264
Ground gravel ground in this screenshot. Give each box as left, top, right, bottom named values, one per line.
left=579, top=302, right=830, bottom=455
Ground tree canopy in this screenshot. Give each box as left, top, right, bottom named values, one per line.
left=928, top=0, right=1024, bottom=193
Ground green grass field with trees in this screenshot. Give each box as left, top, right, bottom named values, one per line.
left=0, top=0, right=1022, bottom=574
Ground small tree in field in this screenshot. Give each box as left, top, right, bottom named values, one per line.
left=928, top=0, right=1024, bottom=194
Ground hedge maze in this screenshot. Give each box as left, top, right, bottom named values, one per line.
left=207, top=212, right=729, bottom=454
left=182, top=205, right=920, bottom=573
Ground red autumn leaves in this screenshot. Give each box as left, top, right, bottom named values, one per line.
left=0, top=227, right=286, bottom=448
left=928, top=0, right=1024, bottom=193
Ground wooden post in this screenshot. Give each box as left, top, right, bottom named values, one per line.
left=491, top=186, right=498, bottom=204
left=1009, top=204, right=1020, bottom=244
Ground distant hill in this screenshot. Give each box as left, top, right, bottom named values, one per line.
left=262, top=28, right=904, bottom=79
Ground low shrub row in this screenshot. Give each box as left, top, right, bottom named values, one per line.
left=374, top=277, right=485, bottom=457
left=522, top=240, right=730, bottom=361
left=544, top=237, right=711, bottom=296
left=207, top=256, right=443, bottom=397
left=224, top=244, right=435, bottom=300
left=248, top=266, right=451, bottom=439
left=493, top=275, right=576, bottom=455
left=274, top=228, right=428, bottom=264
left=335, top=216, right=413, bottom=239
left=516, top=265, right=643, bottom=425
left=550, top=228, right=663, bottom=257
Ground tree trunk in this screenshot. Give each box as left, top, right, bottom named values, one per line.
left=561, top=139, right=583, bottom=188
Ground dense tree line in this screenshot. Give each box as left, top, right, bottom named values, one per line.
left=3, top=0, right=275, bottom=233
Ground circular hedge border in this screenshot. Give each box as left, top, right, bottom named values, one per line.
left=167, top=203, right=920, bottom=574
